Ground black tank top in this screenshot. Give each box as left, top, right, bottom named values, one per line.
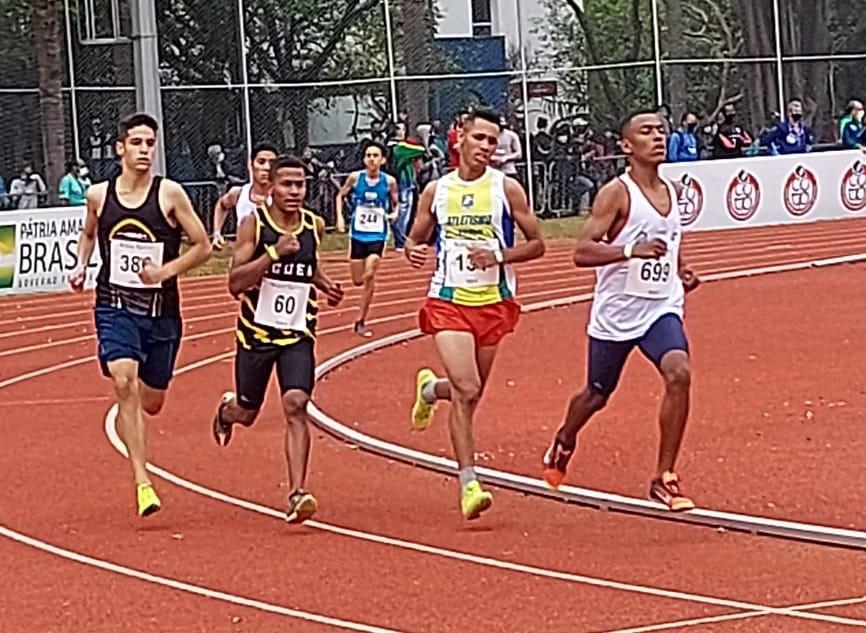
left=95, top=176, right=182, bottom=317
left=236, top=207, right=319, bottom=350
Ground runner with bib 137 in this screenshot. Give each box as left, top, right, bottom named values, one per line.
left=210, top=155, right=344, bottom=524
left=541, top=109, right=701, bottom=512
left=404, top=107, right=545, bottom=521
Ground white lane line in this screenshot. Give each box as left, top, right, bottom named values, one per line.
left=0, top=396, right=110, bottom=407
left=603, top=595, right=866, bottom=632
left=0, top=525, right=408, bottom=633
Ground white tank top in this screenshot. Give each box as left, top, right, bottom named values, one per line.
left=587, top=171, right=684, bottom=341
left=236, top=183, right=268, bottom=224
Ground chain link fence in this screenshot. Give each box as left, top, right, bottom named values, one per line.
left=1, top=0, right=864, bottom=224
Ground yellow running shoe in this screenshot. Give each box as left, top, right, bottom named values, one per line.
left=461, top=481, right=493, bottom=520
left=412, top=368, right=438, bottom=431
left=136, top=483, right=161, bottom=517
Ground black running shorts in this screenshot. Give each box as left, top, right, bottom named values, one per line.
left=234, top=337, right=315, bottom=410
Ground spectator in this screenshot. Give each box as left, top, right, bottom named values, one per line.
left=712, top=104, right=752, bottom=159
left=767, top=99, right=814, bottom=155
left=530, top=117, right=553, bottom=164
left=491, top=116, right=522, bottom=177
left=656, top=104, right=673, bottom=137
left=58, top=160, right=88, bottom=206
left=9, top=164, right=46, bottom=209
left=668, top=112, right=700, bottom=162
left=841, top=100, right=865, bottom=150
left=390, top=136, right=426, bottom=250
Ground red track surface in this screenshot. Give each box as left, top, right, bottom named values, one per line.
left=4, top=216, right=866, bottom=632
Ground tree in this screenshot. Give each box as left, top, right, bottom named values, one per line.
left=32, top=0, right=66, bottom=205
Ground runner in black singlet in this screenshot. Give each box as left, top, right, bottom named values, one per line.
left=70, top=113, right=211, bottom=518
left=210, top=155, right=344, bottom=524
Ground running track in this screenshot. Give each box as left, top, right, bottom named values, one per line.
left=3, top=217, right=866, bottom=632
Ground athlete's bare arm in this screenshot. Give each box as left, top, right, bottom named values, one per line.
left=404, top=180, right=438, bottom=268
left=468, top=177, right=544, bottom=269
left=387, top=175, right=399, bottom=222
left=311, top=215, right=344, bottom=305
left=212, top=186, right=242, bottom=249
left=70, top=182, right=107, bottom=292
left=334, top=172, right=357, bottom=233
left=227, top=213, right=299, bottom=297
left=139, top=181, right=211, bottom=285
left=573, top=180, right=666, bottom=267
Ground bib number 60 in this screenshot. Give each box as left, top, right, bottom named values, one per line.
left=273, top=294, right=297, bottom=315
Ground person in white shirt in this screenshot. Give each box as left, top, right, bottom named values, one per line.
left=542, top=110, right=701, bottom=512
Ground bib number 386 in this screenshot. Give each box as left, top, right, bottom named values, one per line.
left=254, top=278, right=310, bottom=331
left=625, top=256, right=675, bottom=298
left=109, top=239, right=164, bottom=289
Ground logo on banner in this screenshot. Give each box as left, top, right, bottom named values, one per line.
left=676, top=174, right=704, bottom=226
left=726, top=170, right=761, bottom=221
left=783, top=165, right=818, bottom=216
left=840, top=160, right=866, bottom=212
left=0, top=224, right=14, bottom=289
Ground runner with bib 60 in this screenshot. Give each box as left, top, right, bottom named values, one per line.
left=542, top=110, right=701, bottom=512
left=211, top=155, right=344, bottom=524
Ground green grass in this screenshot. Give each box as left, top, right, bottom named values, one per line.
left=185, top=215, right=586, bottom=278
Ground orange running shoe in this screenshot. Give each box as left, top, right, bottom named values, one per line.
left=542, top=437, right=575, bottom=489
left=649, top=471, right=695, bottom=511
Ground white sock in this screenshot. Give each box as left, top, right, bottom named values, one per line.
left=459, top=467, right=477, bottom=490
left=421, top=378, right=439, bottom=404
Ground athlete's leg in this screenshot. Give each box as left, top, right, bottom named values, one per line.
left=638, top=314, right=694, bottom=510
left=140, top=385, right=167, bottom=416
left=424, top=344, right=497, bottom=404
left=356, top=253, right=381, bottom=324
left=107, top=358, right=150, bottom=486
left=276, top=337, right=318, bottom=523
left=433, top=331, right=481, bottom=469
left=212, top=345, right=269, bottom=447
left=138, top=315, right=182, bottom=416
left=543, top=336, right=635, bottom=488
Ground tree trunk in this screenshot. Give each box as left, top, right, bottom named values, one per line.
left=734, top=0, right=777, bottom=130
left=32, top=0, right=66, bottom=205
left=664, top=0, right=687, bottom=119
left=398, top=0, right=432, bottom=129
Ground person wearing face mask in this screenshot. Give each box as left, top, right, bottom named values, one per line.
left=667, top=112, right=700, bottom=162
left=841, top=100, right=865, bottom=150
left=767, top=99, right=814, bottom=155
left=712, top=104, right=752, bottom=159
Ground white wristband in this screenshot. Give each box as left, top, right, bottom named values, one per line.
left=494, top=249, right=504, bottom=264
left=623, top=241, right=635, bottom=259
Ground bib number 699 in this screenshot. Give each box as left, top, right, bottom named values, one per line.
left=640, top=260, right=671, bottom=283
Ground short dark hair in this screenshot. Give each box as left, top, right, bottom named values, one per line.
left=269, top=154, right=307, bottom=180
left=250, top=142, right=279, bottom=160
left=620, top=109, right=662, bottom=137
left=364, top=140, right=387, bottom=157
left=117, top=113, right=158, bottom=140
left=465, top=107, right=502, bottom=130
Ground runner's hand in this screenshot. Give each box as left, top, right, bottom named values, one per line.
left=212, top=234, right=225, bottom=251
left=680, top=265, right=700, bottom=292
left=632, top=238, right=667, bottom=259
left=138, top=259, right=167, bottom=285
left=323, top=280, right=344, bottom=306
left=406, top=243, right=427, bottom=268
left=275, top=233, right=301, bottom=257
left=69, top=266, right=85, bottom=293
left=468, top=248, right=499, bottom=270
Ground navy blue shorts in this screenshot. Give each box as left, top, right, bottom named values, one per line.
left=587, top=313, right=688, bottom=397
left=94, top=306, right=182, bottom=390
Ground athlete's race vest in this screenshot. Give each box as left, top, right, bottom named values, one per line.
left=349, top=171, right=390, bottom=243
left=588, top=171, right=684, bottom=341
left=95, top=176, right=182, bottom=317
left=427, top=167, right=516, bottom=307
left=236, top=183, right=268, bottom=226
left=236, top=207, right=319, bottom=350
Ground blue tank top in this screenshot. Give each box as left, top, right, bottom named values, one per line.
left=349, top=171, right=390, bottom=243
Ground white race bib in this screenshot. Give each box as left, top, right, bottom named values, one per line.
left=353, top=206, right=385, bottom=234
left=624, top=254, right=676, bottom=298
left=109, top=239, right=164, bottom=289
left=444, top=238, right=500, bottom=288
left=254, top=278, right=311, bottom=331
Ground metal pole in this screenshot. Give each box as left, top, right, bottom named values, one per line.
left=236, top=0, right=253, bottom=156
left=382, top=0, right=400, bottom=122
left=772, top=0, right=787, bottom=118
left=130, top=0, right=167, bottom=175
left=650, top=0, right=663, bottom=106
left=515, top=0, right=536, bottom=212
left=63, top=0, right=81, bottom=161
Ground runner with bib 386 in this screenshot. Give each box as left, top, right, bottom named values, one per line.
left=211, top=155, right=344, bottom=524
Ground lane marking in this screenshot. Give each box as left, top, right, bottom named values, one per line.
left=0, top=525, right=408, bottom=633
left=102, top=406, right=866, bottom=627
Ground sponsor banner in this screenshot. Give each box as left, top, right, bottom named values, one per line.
left=660, top=149, right=866, bottom=231
left=0, top=206, right=101, bottom=296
